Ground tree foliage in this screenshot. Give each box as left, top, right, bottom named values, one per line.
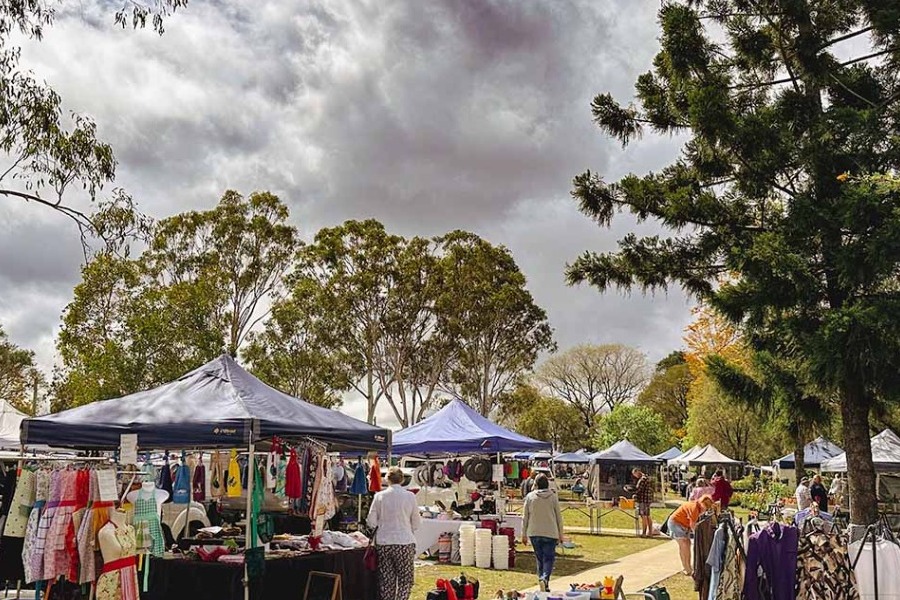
left=569, top=2, right=900, bottom=521
left=592, top=404, right=674, bottom=457
left=55, top=190, right=297, bottom=408
left=636, top=351, right=692, bottom=436
left=535, top=343, right=649, bottom=428
left=0, top=324, right=38, bottom=414
left=498, top=383, right=587, bottom=452
left=0, top=0, right=185, bottom=250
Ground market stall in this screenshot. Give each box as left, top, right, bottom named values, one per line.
left=391, top=399, right=549, bottom=566
left=668, top=444, right=742, bottom=479
left=822, top=429, right=900, bottom=522
left=585, top=440, right=661, bottom=534
left=16, top=354, right=390, bottom=600
left=773, top=436, right=843, bottom=485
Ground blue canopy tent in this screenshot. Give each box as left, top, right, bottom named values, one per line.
left=21, top=354, right=390, bottom=452
left=552, top=451, right=592, bottom=463
left=391, top=399, right=550, bottom=456
left=773, top=436, right=843, bottom=469
left=653, top=446, right=684, bottom=461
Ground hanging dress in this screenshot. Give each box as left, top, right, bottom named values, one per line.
left=23, top=469, right=50, bottom=584
left=132, top=488, right=164, bottom=557
left=96, top=522, right=140, bottom=600
left=76, top=469, right=100, bottom=585
left=45, top=469, right=78, bottom=581
left=369, top=456, right=383, bottom=492
left=275, top=453, right=287, bottom=498
left=314, top=455, right=337, bottom=521
left=350, top=461, right=368, bottom=495
left=226, top=450, right=242, bottom=498
left=193, top=457, right=206, bottom=503
left=285, top=448, right=302, bottom=499
left=65, top=468, right=90, bottom=582
left=4, top=467, right=35, bottom=538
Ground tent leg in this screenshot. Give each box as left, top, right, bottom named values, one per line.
left=244, top=440, right=255, bottom=600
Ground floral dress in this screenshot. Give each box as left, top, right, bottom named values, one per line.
left=96, top=522, right=139, bottom=600
left=31, top=469, right=61, bottom=582
left=22, top=469, right=50, bottom=584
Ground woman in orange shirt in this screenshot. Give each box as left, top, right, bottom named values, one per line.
left=666, top=495, right=714, bottom=575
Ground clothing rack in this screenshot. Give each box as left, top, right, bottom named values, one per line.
left=850, top=518, right=899, bottom=600
left=719, top=512, right=747, bottom=563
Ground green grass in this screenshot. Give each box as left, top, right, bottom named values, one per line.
left=657, top=573, right=695, bottom=600
left=411, top=533, right=667, bottom=600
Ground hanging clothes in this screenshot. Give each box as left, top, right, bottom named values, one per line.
left=285, top=448, right=302, bottom=499
left=45, top=469, right=78, bottom=581
left=266, top=449, right=277, bottom=491
left=300, top=448, right=317, bottom=516
left=743, top=522, right=799, bottom=600
left=334, top=461, right=347, bottom=493
left=316, top=455, right=337, bottom=520
left=226, top=450, right=242, bottom=498
left=693, top=514, right=716, bottom=599
left=192, top=456, right=206, bottom=502
left=23, top=468, right=51, bottom=584
left=708, top=521, right=743, bottom=600
left=369, top=456, right=382, bottom=493
left=848, top=535, right=900, bottom=600
left=275, top=452, right=287, bottom=498
left=796, top=529, right=858, bottom=600
left=157, top=456, right=174, bottom=502
left=76, top=470, right=100, bottom=585
left=4, top=467, right=35, bottom=538
left=172, top=454, right=191, bottom=504
left=350, top=461, right=368, bottom=495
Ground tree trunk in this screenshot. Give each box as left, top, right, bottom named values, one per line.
left=793, top=436, right=805, bottom=484
left=841, top=385, right=878, bottom=525
left=366, top=368, right=376, bottom=424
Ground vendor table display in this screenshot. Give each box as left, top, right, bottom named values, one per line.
left=143, top=548, right=375, bottom=600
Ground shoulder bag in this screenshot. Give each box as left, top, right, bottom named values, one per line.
left=364, top=527, right=378, bottom=571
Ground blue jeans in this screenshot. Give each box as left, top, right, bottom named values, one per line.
left=530, top=536, right=558, bottom=583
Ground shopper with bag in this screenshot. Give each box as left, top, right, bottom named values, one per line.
left=367, top=467, right=421, bottom=600
left=522, top=474, right=564, bottom=592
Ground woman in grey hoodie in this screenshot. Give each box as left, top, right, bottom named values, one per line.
left=521, top=474, right=564, bottom=591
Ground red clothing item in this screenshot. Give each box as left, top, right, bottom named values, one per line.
left=285, top=448, right=302, bottom=499
left=369, top=457, right=383, bottom=492
left=712, top=476, right=733, bottom=507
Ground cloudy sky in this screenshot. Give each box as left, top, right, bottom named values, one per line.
left=0, top=1, right=695, bottom=423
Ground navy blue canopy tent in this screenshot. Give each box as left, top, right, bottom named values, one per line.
left=391, top=399, right=551, bottom=456
left=653, top=446, right=684, bottom=461
left=21, top=354, right=390, bottom=451
left=774, top=436, right=843, bottom=469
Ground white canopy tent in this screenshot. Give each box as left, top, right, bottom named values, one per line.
left=0, top=399, right=27, bottom=449
left=820, top=429, right=900, bottom=472
left=669, top=444, right=741, bottom=466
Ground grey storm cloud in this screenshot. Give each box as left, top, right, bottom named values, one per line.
left=0, top=1, right=695, bottom=422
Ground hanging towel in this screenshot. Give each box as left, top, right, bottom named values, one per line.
left=210, top=452, right=223, bottom=499
left=266, top=451, right=277, bottom=491
left=193, top=459, right=206, bottom=502
left=350, top=461, right=367, bottom=495
left=275, top=454, right=287, bottom=498
left=172, top=454, right=190, bottom=504
left=285, top=448, right=302, bottom=499
left=226, top=450, right=242, bottom=498
left=157, top=456, right=174, bottom=503
left=369, top=456, right=382, bottom=493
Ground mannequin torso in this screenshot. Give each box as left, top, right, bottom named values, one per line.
left=126, top=482, right=169, bottom=515
left=98, top=509, right=132, bottom=562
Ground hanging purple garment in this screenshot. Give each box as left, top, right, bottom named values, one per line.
left=157, top=456, right=174, bottom=503
left=193, top=463, right=206, bottom=502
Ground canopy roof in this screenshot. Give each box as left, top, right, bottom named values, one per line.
left=654, top=446, right=684, bottom=461
left=0, top=399, right=28, bottom=450
left=21, top=354, right=390, bottom=451
left=773, top=437, right=843, bottom=469
left=591, top=440, right=661, bottom=464
left=552, top=451, right=592, bottom=463
left=821, top=429, right=900, bottom=473
left=669, top=444, right=741, bottom=466
left=391, top=399, right=550, bottom=456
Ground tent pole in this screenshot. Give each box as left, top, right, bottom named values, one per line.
left=244, top=436, right=255, bottom=600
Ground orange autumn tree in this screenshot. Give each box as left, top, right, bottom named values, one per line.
left=683, top=305, right=781, bottom=463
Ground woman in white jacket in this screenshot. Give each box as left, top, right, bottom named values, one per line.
left=521, top=474, right=564, bottom=591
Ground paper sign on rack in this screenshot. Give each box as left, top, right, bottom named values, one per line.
left=120, top=433, right=138, bottom=465
left=97, top=470, right=118, bottom=502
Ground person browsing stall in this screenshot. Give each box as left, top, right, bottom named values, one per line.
left=809, top=474, right=828, bottom=513
left=794, top=477, right=812, bottom=510
left=711, top=469, right=733, bottom=508
left=522, top=474, right=564, bottom=592
left=631, top=468, right=654, bottom=537
left=366, top=467, right=421, bottom=600
left=667, top=495, right=715, bottom=576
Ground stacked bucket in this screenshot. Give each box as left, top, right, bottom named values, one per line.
left=491, top=535, right=510, bottom=570
left=498, top=527, right=516, bottom=568
left=459, top=524, right=476, bottom=566
left=474, top=528, right=493, bottom=568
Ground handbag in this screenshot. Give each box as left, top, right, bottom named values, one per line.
left=642, top=586, right=669, bottom=600
left=364, top=528, right=378, bottom=571
left=659, top=507, right=677, bottom=535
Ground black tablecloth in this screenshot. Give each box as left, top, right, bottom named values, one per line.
left=141, top=548, right=376, bottom=600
